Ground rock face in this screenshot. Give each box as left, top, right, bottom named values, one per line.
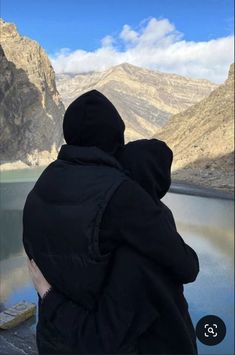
left=155, top=63, right=234, bottom=192
left=57, top=63, right=217, bottom=142
left=0, top=19, right=65, bottom=169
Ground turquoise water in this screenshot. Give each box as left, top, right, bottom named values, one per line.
left=0, top=166, right=46, bottom=183
left=0, top=168, right=234, bottom=354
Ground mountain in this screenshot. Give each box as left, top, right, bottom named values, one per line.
left=56, top=63, right=217, bottom=142
left=0, top=19, right=65, bottom=170
left=155, top=63, right=234, bottom=192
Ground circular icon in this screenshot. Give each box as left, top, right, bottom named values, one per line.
left=196, top=315, right=226, bottom=346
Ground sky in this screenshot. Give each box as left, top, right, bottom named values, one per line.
left=1, top=0, right=234, bottom=83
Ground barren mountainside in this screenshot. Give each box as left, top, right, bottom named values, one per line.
left=155, top=63, right=234, bottom=192
left=57, top=63, right=217, bottom=142
left=0, top=19, right=65, bottom=169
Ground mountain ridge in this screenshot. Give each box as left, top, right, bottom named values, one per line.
left=57, top=62, right=217, bottom=141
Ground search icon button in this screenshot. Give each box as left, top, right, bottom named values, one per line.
left=196, top=315, right=226, bottom=345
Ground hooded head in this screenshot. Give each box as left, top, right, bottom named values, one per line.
left=63, top=90, right=125, bottom=154
left=116, top=139, right=173, bottom=200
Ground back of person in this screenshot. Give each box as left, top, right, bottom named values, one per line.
left=23, top=90, right=129, bottom=310
left=116, top=139, right=198, bottom=354
left=23, top=144, right=128, bottom=308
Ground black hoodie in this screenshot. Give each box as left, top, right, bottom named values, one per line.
left=114, top=139, right=198, bottom=353
left=116, top=138, right=173, bottom=200
left=63, top=90, right=125, bottom=154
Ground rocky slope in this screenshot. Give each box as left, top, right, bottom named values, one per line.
left=155, top=63, right=234, bottom=192
left=0, top=19, right=65, bottom=170
left=57, top=63, right=217, bottom=142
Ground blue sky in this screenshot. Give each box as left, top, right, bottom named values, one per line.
left=2, top=0, right=234, bottom=53
left=1, top=0, right=234, bottom=82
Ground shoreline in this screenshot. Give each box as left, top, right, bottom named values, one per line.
left=170, top=180, right=234, bottom=200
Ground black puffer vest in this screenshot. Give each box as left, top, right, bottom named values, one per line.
left=23, top=143, right=128, bottom=311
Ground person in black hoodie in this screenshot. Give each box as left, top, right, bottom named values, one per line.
left=24, top=90, right=199, bottom=354
left=116, top=139, right=199, bottom=354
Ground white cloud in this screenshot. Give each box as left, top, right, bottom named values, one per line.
left=50, top=17, right=234, bottom=83
left=120, top=24, right=138, bottom=43
left=101, top=35, right=114, bottom=47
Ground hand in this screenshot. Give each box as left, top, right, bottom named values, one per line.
left=27, top=257, right=52, bottom=298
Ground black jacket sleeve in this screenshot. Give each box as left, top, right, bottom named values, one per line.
left=99, top=180, right=199, bottom=284
left=39, top=245, right=159, bottom=354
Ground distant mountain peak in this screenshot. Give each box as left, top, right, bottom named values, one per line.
left=0, top=18, right=19, bottom=39
left=110, top=62, right=145, bottom=72
left=106, top=62, right=217, bottom=85
left=56, top=63, right=217, bottom=142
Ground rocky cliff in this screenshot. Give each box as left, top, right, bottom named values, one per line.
left=57, top=63, right=217, bottom=142
left=155, top=63, right=234, bottom=192
left=0, top=19, right=65, bottom=170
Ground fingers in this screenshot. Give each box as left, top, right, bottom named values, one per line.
left=28, top=258, right=44, bottom=279
left=29, top=258, right=36, bottom=268
left=27, top=258, right=32, bottom=271
left=27, top=258, right=37, bottom=275
left=27, top=258, right=32, bottom=268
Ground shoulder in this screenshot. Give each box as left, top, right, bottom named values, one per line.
left=106, top=178, right=162, bottom=215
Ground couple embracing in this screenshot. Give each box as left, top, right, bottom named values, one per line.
left=23, top=90, right=199, bottom=354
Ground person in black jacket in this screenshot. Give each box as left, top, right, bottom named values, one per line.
left=116, top=139, right=199, bottom=354
left=24, top=90, right=199, bottom=354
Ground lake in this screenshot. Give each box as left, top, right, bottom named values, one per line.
left=0, top=167, right=234, bottom=354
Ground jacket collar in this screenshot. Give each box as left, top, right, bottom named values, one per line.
left=58, top=144, right=124, bottom=171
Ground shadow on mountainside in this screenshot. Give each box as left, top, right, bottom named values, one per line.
left=0, top=45, right=63, bottom=166
left=171, top=151, right=234, bottom=193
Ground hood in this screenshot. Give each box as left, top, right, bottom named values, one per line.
left=63, top=90, right=125, bottom=154
left=116, top=139, right=173, bottom=200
